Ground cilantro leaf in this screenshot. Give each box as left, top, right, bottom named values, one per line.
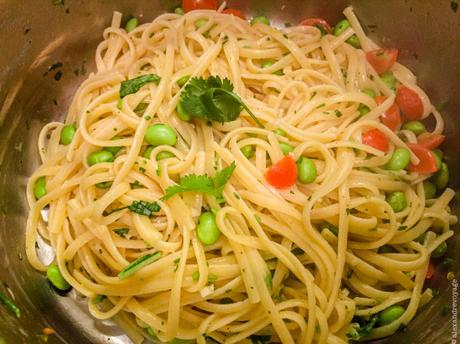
left=113, top=228, right=129, bottom=238
left=162, top=162, right=236, bottom=200
left=179, top=76, right=264, bottom=127
left=120, top=74, right=161, bottom=98
left=128, top=201, right=161, bottom=217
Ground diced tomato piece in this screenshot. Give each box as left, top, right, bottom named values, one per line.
left=407, top=143, right=438, bottom=174
left=376, top=96, right=401, bottom=131
left=265, top=155, right=298, bottom=189
left=300, top=18, right=332, bottom=34
left=425, top=261, right=435, bottom=280
left=182, top=0, right=218, bottom=12
left=417, top=133, right=445, bottom=150
left=366, top=48, right=398, bottom=75
left=362, top=129, right=389, bottom=152
left=222, top=8, right=246, bottom=19
left=396, top=86, right=424, bottom=120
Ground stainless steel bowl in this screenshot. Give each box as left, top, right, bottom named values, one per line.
left=0, top=1, right=458, bottom=343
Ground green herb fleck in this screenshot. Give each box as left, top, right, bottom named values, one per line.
left=118, top=252, right=161, bottom=280
left=120, top=74, right=161, bottom=98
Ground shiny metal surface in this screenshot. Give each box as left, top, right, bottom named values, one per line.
left=0, top=0, right=459, bottom=343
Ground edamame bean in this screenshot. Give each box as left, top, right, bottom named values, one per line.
left=241, top=145, right=254, bottom=159
left=423, top=181, right=436, bottom=199
left=297, top=157, right=317, bottom=184
left=60, top=124, right=76, bottom=145
left=363, top=88, right=377, bottom=98
left=251, top=15, right=270, bottom=25
left=87, top=151, right=114, bottom=166
left=143, top=146, right=154, bottom=159
left=402, top=121, right=426, bottom=135
left=125, top=18, right=138, bottom=33
left=380, top=71, right=396, bottom=91
left=433, top=151, right=442, bottom=170
left=379, top=305, right=405, bottom=325
left=261, top=59, right=283, bottom=75
left=432, top=241, right=447, bottom=258
left=280, top=143, right=293, bottom=155
left=177, top=102, right=191, bottom=122
left=386, top=148, right=411, bottom=171
left=195, top=19, right=207, bottom=29
left=145, top=124, right=177, bottom=146
left=386, top=191, right=407, bottom=212
left=274, top=128, right=287, bottom=137
left=358, top=104, right=370, bottom=116
left=197, top=212, right=220, bottom=245
left=177, top=75, right=190, bottom=87
left=174, top=7, right=184, bottom=15
left=434, top=162, right=449, bottom=190
left=333, top=19, right=360, bottom=48
left=34, top=177, right=47, bottom=199
left=157, top=151, right=175, bottom=161
left=47, top=264, right=71, bottom=291
left=103, top=136, right=122, bottom=155
left=433, top=149, right=444, bottom=161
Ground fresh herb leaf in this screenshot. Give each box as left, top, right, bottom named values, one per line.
left=179, top=76, right=263, bottom=127
left=173, top=258, right=180, bottom=272
left=334, top=110, right=343, bottom=118
left=320, top=222, right=338, bottom=236
left=162, top=162, right=236, bottom=200
left=129, top=201, right=160, bottom=217
left=113, top=228, right=129, bottom=238
left=130, top=180, right=144, bottom=189
left=208, top=274, right=218, bottom=283
left=96, top=181, right=113, bottom=189
left=92, top=295, right=106, bottom=304
left=118, top=252, right=161, bottom=280
left=0, top=291, right=20, bottom=318
left=120, top=74, right=161, bottom=98
left=346, top=315, right=379, bottom=340
left=134, top=102, right=149, bottom=116
left=192, top=271, right=200, bottom=281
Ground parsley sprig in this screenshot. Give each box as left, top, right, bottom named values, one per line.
left=162, top=161, right=236, bottom=200
left=179, top=76, right=264, bottom=127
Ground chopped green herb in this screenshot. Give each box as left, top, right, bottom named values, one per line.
left=264, top=271, right=272, bottom=291
left=96, top=181, right=113, bottom=189
left=91, top=295, right=106, bottom=304
left=128, top=200, right=160, bottom=217
left=192, top=271, right=200, bottom=281
left=346, top=315, right=379, bottom=340
left=0, top=291, right=20, bottom=318
left=208, top=274, right=218, bottom=283
left=179, top=76, right=263, bottom=127
left=398, top=225, right=408, bottom=231
left=113, top=228, right=129, bottom=238
left=134, top=102, right=148, bottom=116
left=130, top=181, right=144, bottom=189
left=334, top=110, right=343, bottom=118
left=118, top=252, right=161, bottom=280
left=173, top=258, right=180, bottom=272
left=291, top=247, right=304, bottom=255
left=254, top=214, right=262, bottom=223
left=120, top=74, right=161, bottom=98
left=162, top=162, right=236, bottom=200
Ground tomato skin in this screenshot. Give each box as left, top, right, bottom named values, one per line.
left=362, top=129, right=389, bottom=152
left=396, top=86, right=424, bottom=120
left=182, top=0, right=218, bottom=12
left=222, top=8, right=246, bottom=19
left=366, top=48, right=398, bottom=74
left=417, top=133, right=445, bottom=150
left=407, top=143, right=438, bottom=174
left=300, top=18, right=332, bottom=33
left=425, top=261, right=435, bottom=280
left=265, top=155, right=298, bottom=189
left=375, top=96, right=401, bottom=131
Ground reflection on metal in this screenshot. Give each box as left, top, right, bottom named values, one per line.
left=0, top=0, right=458, bottom=343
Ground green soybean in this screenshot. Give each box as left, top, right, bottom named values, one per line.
left=197, top=212, right=220, bottom=245
left=358, top=104, right=370, bottom=116
left=174, top=7, right=184, bottom=15
left=333, top=19, right=360, bottom=48
left=346, top=34, right=361, bottom=48
left=402, top=121, right=426, bottom=135
left=423, top=181, right=436, bottom=199
left=34, top=176, right=47, bottom=200
left=386, top=191, right=407, bottom=212
left=297, top=157, right=317, bottom=184
left=87, top=151, right=114, bottom=166
left=380, top=71, right=396, bottom=91
left=143, top=146, right=154, bottom=159
left=432, top=241, right=447, bottom=258
left=125, top=18, right=138, bottom=33
left=241, top=145, right=254, bottom=159
left=386, top=148, right=411, bottom=171
left=47, top=264, right=71, bottom=291
left=145, top=124, right=177, bottom=146
left=274, top=128, right=287, bottom=137
left=177, top=102, right=191, bottom=122
left=363, top=88, right=377, bottom=98
left=261, top=59, right=284, bottom=75
left=433, top=151, right=442, bottom=170
left=103, top=136, right=122, bottom=155
left=157, top=151, right=175, bottom=161
left=433, top=149, right=444, bottom=161
left=280, top=143, right=293, bottom=155
left=177, top=75, right=190, bottom=87
left=379, top=305, right=405, bottom=325
left=251, top=15, right=270, bottom=25
left=195, top=19, right=207, bottom=29
left=433, top=162, right=449, bottom=190
left=60, top=124, right=76, bottom=145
